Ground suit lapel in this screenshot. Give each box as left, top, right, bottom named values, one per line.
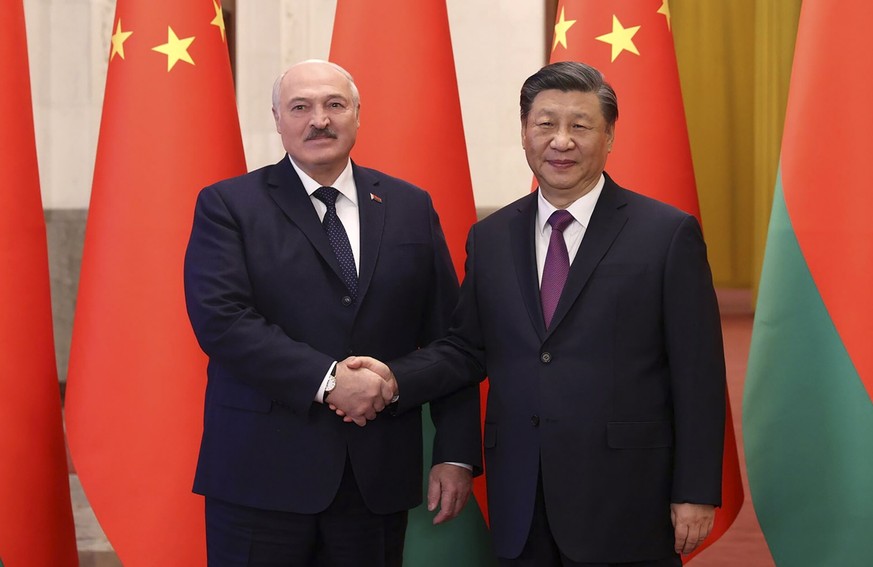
left=546, top=175, right=628, bottom=336
left=352, top=164, right=385, bottom=303
left=265, top=156, right=344, bottom=282
left=510, top=193, right=547, bottom=342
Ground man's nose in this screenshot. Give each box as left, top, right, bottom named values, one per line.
left=310, top=108, right=330, bottom=128
left=550, top=128, right=575, bottom=150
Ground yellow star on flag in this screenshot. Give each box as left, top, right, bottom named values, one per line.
left=595, top=15, right=641, bottom=62
left=152, top=26, right=195, bottom=71
left=552, top=6, right=577, bottom=52
left=658, top=0, right=672, bottom=31
left=110, top=19, right=133, bottom=61
left=211, top=0, right=227, bottom=42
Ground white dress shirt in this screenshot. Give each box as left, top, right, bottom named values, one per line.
left=535, top=174, right=605, bottom=285
left=289, top=157, right=360, bottom=273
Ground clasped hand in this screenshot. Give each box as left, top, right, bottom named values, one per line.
left=326, top=356, right=396, bottom=426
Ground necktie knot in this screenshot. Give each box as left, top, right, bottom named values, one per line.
left=548, top=209, right=574, bottom=233
left=313, top=186, right=340, bottom=207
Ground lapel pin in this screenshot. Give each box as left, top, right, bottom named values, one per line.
left=369, top=193, right=383, bottom=204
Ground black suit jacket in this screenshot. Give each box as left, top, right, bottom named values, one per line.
left=183, top=157, right=481, bottom=515
left=392, top=173, right=725, bottom=562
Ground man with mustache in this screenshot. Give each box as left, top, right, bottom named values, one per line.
left=183, top=60, right=481, bottom=566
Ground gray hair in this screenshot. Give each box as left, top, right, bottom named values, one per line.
left=272, top=60, right=360, bottom=111
left=520, top=61, right=618, bottom=127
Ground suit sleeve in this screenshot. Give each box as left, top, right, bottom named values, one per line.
left=663, top=215, right=726, bottom=505
left=414, top=197, right=484, bottom=474
left=183, top=186, right=331, bottom=414
left=392, top=222, right=487, bottom=415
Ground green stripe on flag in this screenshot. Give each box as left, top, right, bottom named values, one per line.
left=404, top=404, right=496, bottom=566
left=744, top=176, right=873, bottom=566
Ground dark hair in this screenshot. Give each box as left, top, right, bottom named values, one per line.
left=520, top=61, right=618, bottom=127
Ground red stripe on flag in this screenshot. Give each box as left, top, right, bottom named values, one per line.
left=780, top=0, right=873, bottom=403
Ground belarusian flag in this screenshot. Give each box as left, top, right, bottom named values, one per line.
left=330, top=1, right=495, bottom=565
left=0, top=1, right=78, bottom=565
left=547, top=1, right=743, bottom=560
left=744, top=1, right=873, bottom=565
left=64, top=1, right=246, bottom=564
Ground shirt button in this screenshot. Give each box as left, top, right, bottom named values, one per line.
left=540, top=352, right=552, bottom=363
left=531, top=415, right=540, bottom=427
left=341, top=296, right=352, bottom=306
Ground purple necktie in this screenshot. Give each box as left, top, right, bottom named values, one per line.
left=313, top=186, right=358, bottom=300
left=541, top=210, right=574, bottom=329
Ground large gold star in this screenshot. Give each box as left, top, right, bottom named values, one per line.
left=211, top=0, right=227, bottom=42
left=658, top=0, right=672, bottom=31
left=152, top=26, right=196, bottom=71
left=110, top=19, right=133, bottom=61
left=552, top=6, right=577, bottom=52
left=595, top=15, right=641, bottom=62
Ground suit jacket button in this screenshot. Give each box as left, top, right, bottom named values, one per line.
left=341, top=296, right=352, bottom=306
left=540, top=352, right=552, bottom=363
left=531, top=415, right=540, bottom=427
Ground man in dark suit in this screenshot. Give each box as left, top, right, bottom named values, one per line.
left=351, top=61, right=726, bottom=566
left=183, top=60, right=480, bottom=567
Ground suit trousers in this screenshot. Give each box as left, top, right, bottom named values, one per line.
left=205, top=455, right=408, bottom=567
left=497, top=468, right=681, bottom=567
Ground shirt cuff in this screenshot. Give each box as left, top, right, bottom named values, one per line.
left=315, top=361, right=337, bottom=403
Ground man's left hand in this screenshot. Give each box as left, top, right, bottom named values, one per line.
left=671, top=502, right=715, bottom=555
left=428, top=463, right=473, bottom=525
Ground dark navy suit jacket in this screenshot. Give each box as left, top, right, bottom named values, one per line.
left=392, top=173, right=725, bottom=562
left=183, top=157, right=481, bottom=515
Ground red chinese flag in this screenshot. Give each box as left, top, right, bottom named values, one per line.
left=331, top=2, right=495, bottom=564
left=64, top=1, right=246, bottom=564
left=548, top=0, right=743, bottom=561
left=0, top=2, right=79, bottom=565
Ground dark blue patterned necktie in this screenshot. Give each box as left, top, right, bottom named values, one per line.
left=541, top=209, right=574, bottom=329
left=313, top=186, right=358, bottom=300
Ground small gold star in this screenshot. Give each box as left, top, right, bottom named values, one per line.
left=211, top=0, right=227, bottom=42
left=552, top=6, right=577, bottom=52
left=595, top=15, right=641, bottom=63
left=658, top=0, right=672, bottom=31
left=110, top=19, right=133, bottom=61
left=152, top=26, right=196, bottom=71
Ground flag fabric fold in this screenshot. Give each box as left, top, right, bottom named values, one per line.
left=744, top=1, right=873, bottom=565
left=330, top=1, right=494, bottom=565
left=0, top=2, right=78, bottom=565
left=64, top=1, right=246, bottom=564
left=547, top=1, right=744, bottom=560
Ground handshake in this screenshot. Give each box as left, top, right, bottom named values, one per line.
left=326, top=356, right=396, bottom=426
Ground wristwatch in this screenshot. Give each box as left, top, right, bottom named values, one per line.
left=322, top=364, right=337, bottom=403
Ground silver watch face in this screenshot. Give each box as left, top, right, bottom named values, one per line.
left=326, top=375, right=337, bottom=392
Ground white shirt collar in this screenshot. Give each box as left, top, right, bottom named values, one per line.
left=287, top=156, right=358, bottom=206
left=536, top=173, right=605, bottom=235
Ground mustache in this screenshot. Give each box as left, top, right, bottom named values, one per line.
left=305, top=127, right=338, bottom=141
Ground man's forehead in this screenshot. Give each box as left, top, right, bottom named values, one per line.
left=285, top=87, right=351, bottom=102
left=281, top=67, right=352, bottom=99
left=530, top=91, right=602, bottom=113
